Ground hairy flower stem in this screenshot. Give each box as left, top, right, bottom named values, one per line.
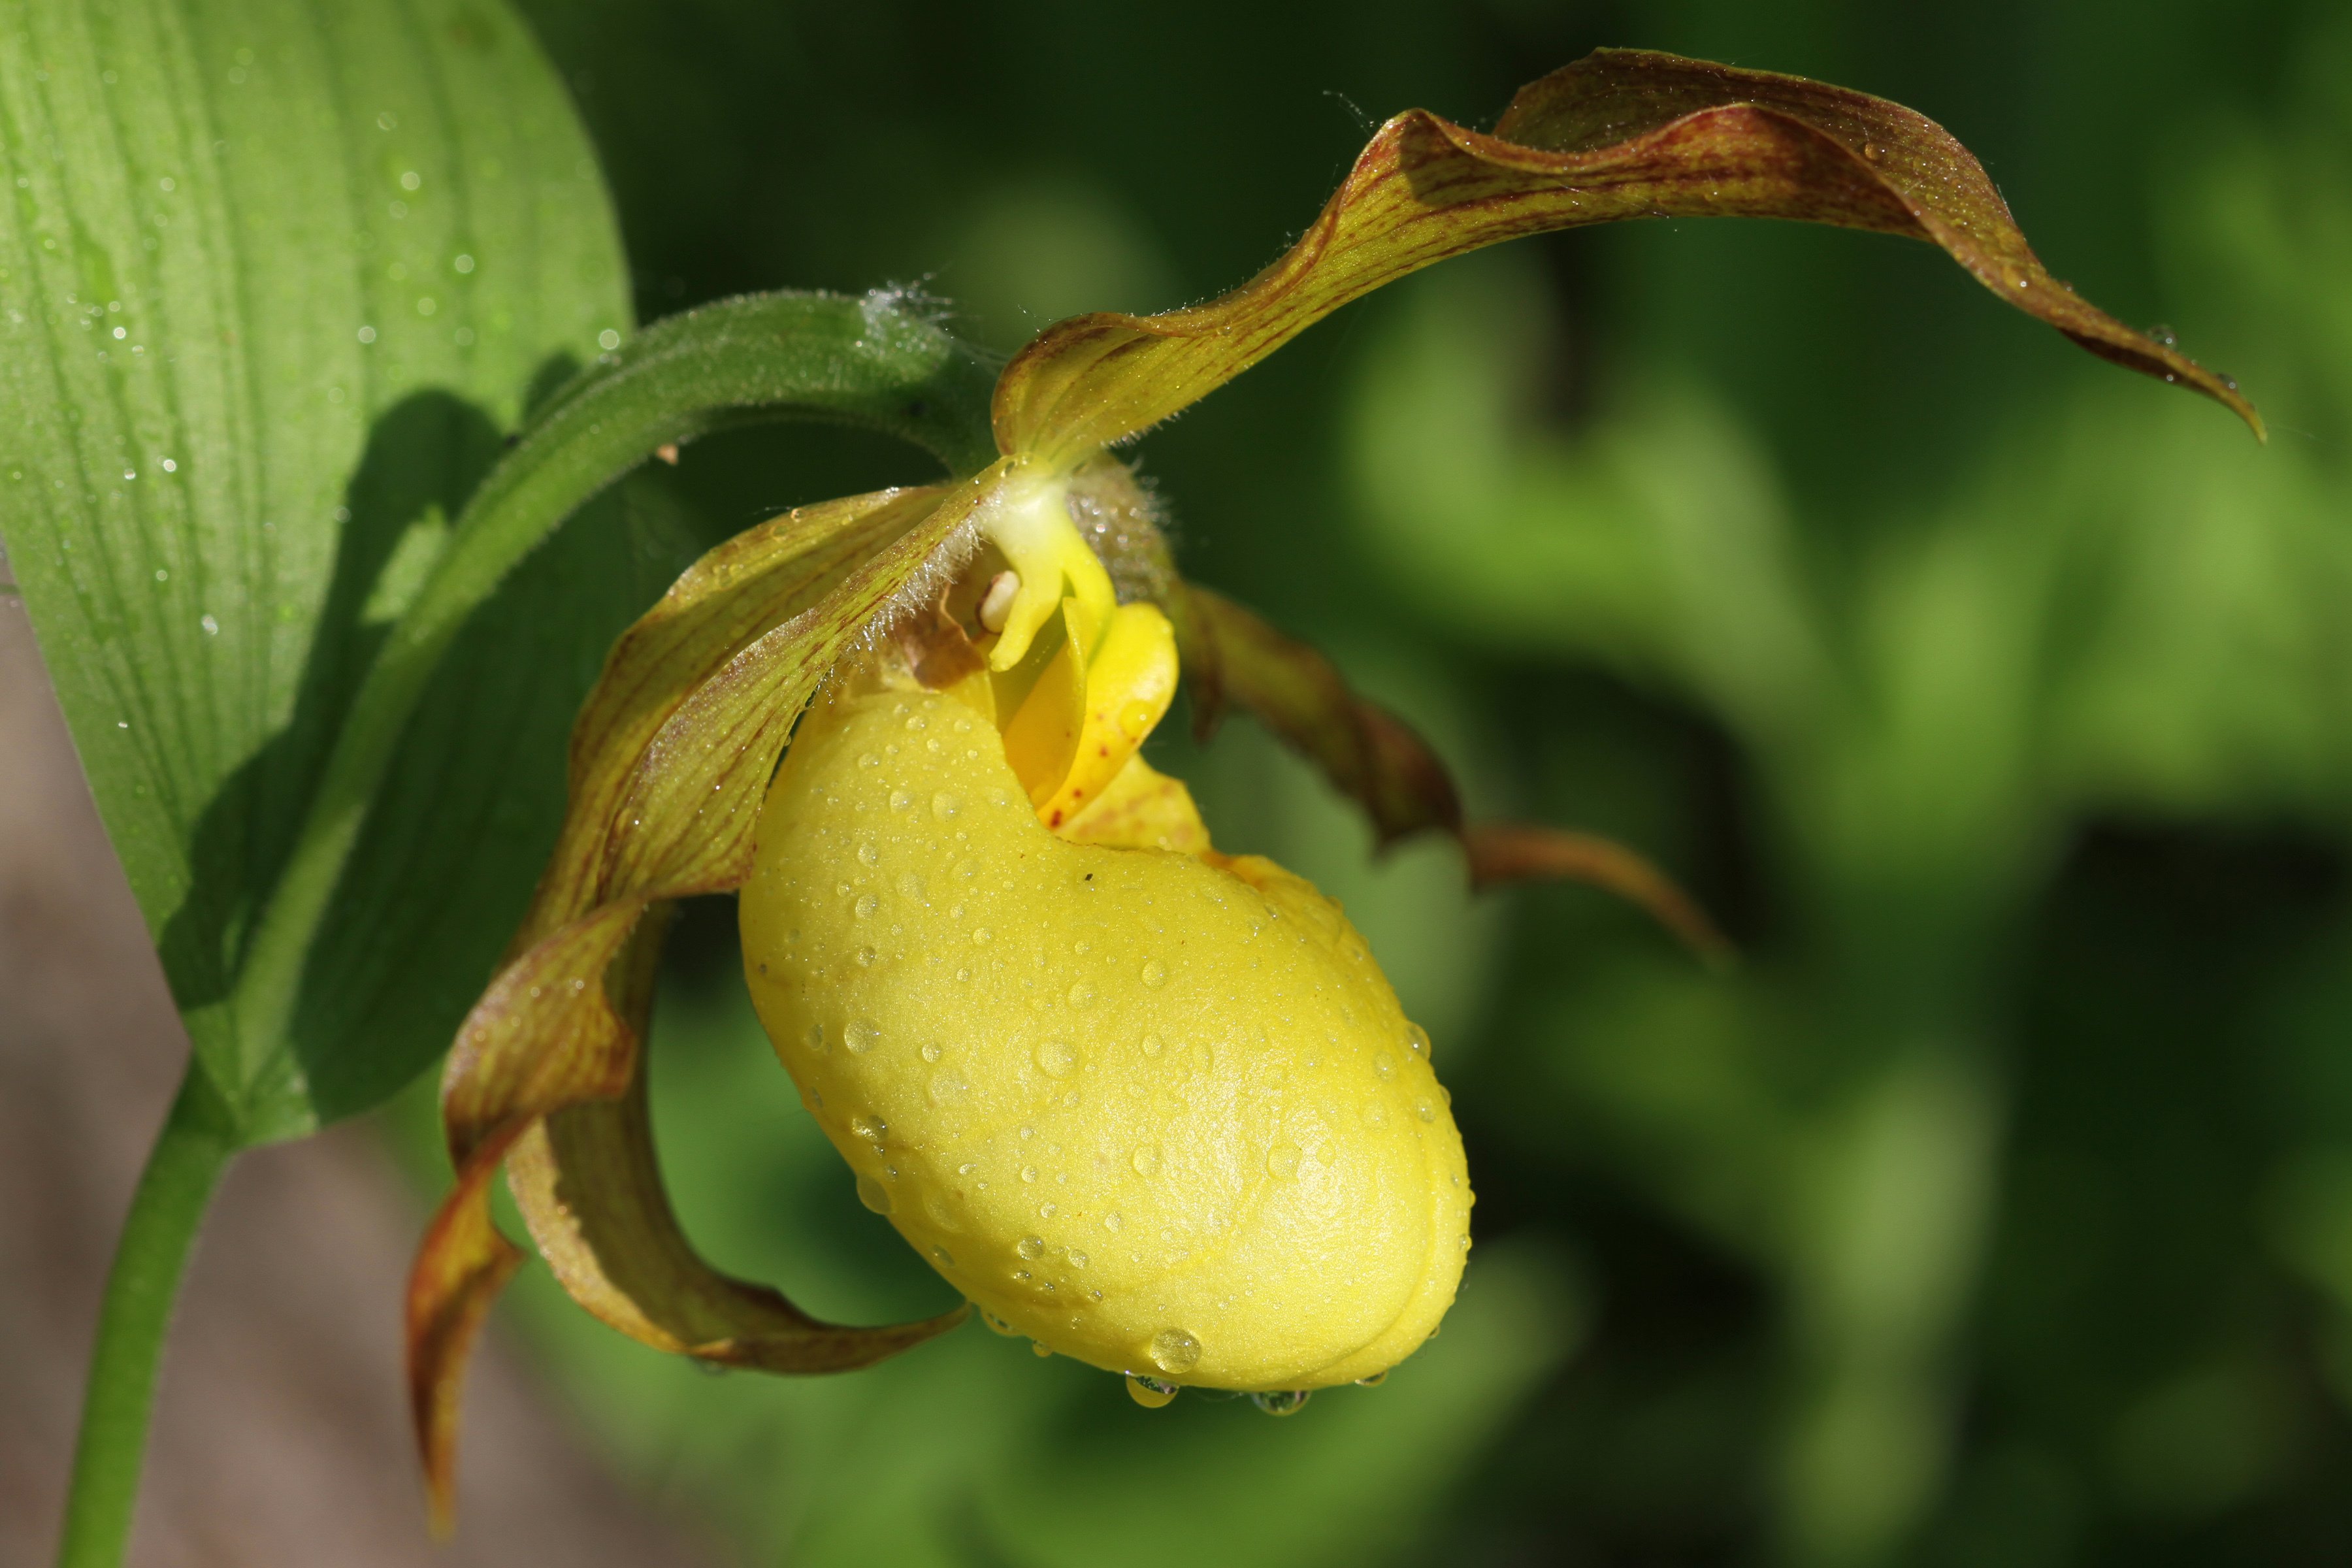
left=56, top=1073, right=236, bottom=1568
left=225, top=291, right=999, bottom=1138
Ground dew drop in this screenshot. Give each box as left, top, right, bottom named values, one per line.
left=932, top=1245, right=955, bottom=1266
left=1104, top=1212, right=1124, bottom=1232
left=981, top=1308, right=1019, bottom=1336
left=1067, top=1249, right=1088, bottom=1268
left=1141, top=1032, right=1164, bottom=1058
left=1032, top=1341, right=1053, bottom=1358
left=1017, top=1235, right=1045, bottom=1261
left=1126, top=1373, right=1179, bottom=1409
left=1148, top=1328, right=1201, bottom=1373
left=1130, top=1143, right=1162, bottom=1177
left=844, top=1019, right=880, bottom=1054
left=927, top=1072, right=968, bottom=1105
left=921, top=1043, right=941, bottom=1064
left=849, top=1113, right=887, bottom=1142
left=898, top=871, right=924, bottom=899
left=1036, top=1040, right=1077, bottom=1078
left=1416, top=1101, right=1436, bottom=1123
left=1407, top=1023, right=1431, bottom=1057
left=854, top=894, right=878, bottom=919
left=856, top=837, right=879, bottom=862
left=889, top=789, right=912, bottom=811
left=972, top=927, right=993, bottom=945
left=855, top=1175, right=892, bottom=1214
left=1251, top=1390, right=1311, bottom=1417
left=1373, top=1052, right=1396, bottom=1081
left=854, top=945, right=877, bottom=968
left=932, top=791, right=962, bottom=821
left=1356, top=1371, right=1388, bottom=1388
left=1141, top=959, right=1168, bottom=988
left=1267, top=1142, right=1302, bottom=1179
left=1021, top=1164, right=1039, bottom=1183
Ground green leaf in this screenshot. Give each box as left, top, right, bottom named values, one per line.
left=0, top=0, right=630, bottom=1141
left=289, top=300, right=995, bottom=1131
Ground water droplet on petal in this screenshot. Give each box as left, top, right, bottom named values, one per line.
left=856, top=1175, right=892, bottom=1214
left=1036, top=1040, right=1077, bottom=1077
left=845, top=1019, right=880, bottom=1054
left=932, top=791, right=961, bottom=821
left=1017, top=1235, right=1045, bottom=1261
left=1131, top=1143, right=1161, bottom=1177
left=1148, top=1328, right=1201, bottom=1373
left=981, top=1308, right=1019, bottom=1336
left=1141, top=959, right=1168, bottom=988
left=1267, top=1142, right=1302, bottom=1179
left=1356, top=1371, right=1388, bottom=1388
left=1251, top=1390, right=1311, bottom=1417
left=1126, top=1373, right=1179, bottom=1409
left=854, top=894, right=878, bottom=919
left=849, top=1111, right=887, bottom=1141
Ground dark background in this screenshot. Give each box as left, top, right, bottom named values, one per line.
left=21, top=1, right=2352, bottom=1563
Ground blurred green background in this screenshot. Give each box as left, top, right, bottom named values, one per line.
left=398, top=0, right=2352, bottom=1561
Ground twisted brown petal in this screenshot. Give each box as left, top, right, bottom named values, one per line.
left=409, top=479, right=997, bottom=1528
left=1175, top=584, right=1729, bottom=960
left=992, top=48, right=2257, bottom=466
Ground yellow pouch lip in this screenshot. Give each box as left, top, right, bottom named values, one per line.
left=742, top=679, right=1471, bottom=1392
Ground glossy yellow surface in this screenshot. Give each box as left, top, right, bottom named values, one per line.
left=740, top=679, right=1471, bottom=1390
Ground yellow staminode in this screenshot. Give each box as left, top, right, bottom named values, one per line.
left=973, top=463, right=1119, bottom=670
left=740, top=530, right=1471, bottom=1390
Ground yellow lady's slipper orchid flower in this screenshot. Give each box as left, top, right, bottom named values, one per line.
left=406, top=48, right=2255, bottom=1531
left=742, top=568, right=1468, bottom=1399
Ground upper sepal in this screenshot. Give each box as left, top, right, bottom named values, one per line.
left=990, top=48, right=2257, bottom=466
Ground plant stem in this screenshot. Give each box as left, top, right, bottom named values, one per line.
left=223, top=291, right=998, bottom=1134
left=56, top=1072, right=235, bottom=1568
